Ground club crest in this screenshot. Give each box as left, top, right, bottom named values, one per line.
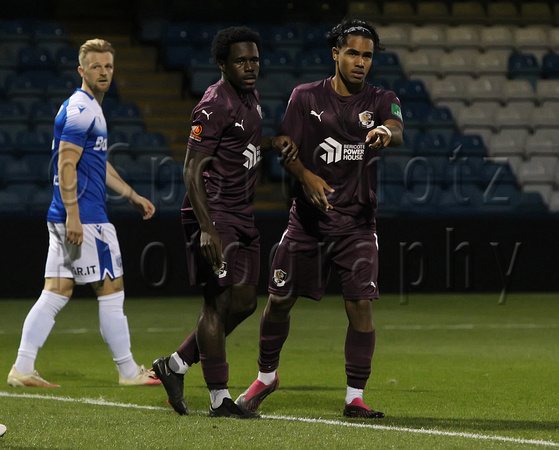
left=358, top=110, right=375, bottom=128
left=213, top=261, right=228, bottom=278
left=273, top=269, right=287, bottom=287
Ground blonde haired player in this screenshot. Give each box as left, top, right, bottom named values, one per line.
left=7, top=39, right=160, bottom=387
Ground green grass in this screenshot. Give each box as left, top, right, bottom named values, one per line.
left=1, top=294, right=558, bottom=449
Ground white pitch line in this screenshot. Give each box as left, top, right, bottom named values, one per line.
left=383, top=323, right=559, bottom=331
left=2, top=324, right=558, bottom=335
left=1, top=392, right=558, bottom=447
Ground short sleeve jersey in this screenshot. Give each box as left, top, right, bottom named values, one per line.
left=181, top=80, right=262, bottom=223
left=279, top=77, right=404, bottom=236
left=47, top=89, right=109, bottom=224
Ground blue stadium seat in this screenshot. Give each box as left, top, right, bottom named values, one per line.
left=161, top=44, right=194, bottom=71
left=508, top=53, right=540, bottom=86
left=130, top=132, right=170, bottom=157
left=45, top=74, right=79, bottom=103
left=400, top=101, right=431, bottom=129
left=17, top=47, right=56, bottom=72
left=33, top=20, right=67, bottom=43
left=28, top=185, right=54, bottom=215
left=541, top=53, right=559, bottom=79
left=425, top=106, right=456, bottom=140
left=450, top=134, right=487, bottom=157
left=30, top=100, right=59, bottom=127
left=55, top=47, right=79, bottom=72
left=295, top=48, right=333, bottom=77
left=0, top=19, right=33, bottom=44
left=392, top=78, right=430, bottom=103
left=414, top=132, right=450, bottom=157
left=0, top=129, right=15, bottom=154
left=189, top=68, right=220, bottom=96
left=106, top=103, right=144, bottom=128
left=0, top=190, right=28, bottom=215
left=15, top=129, right=52, bottom=156
left=372, top=52, right=405, bottom=82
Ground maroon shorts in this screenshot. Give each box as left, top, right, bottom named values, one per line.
left=183, top=213, right=260, bottom=287
left=268, top=228, right=379, bottom=301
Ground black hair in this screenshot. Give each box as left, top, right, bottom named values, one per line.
left=211, top=26, right=263, bottom=62
left=326, top=19, right=384, bottom=52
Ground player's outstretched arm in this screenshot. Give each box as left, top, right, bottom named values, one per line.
left=106, top=161, right=155, bottom=220
left=365, top=119, right=404, bottom=150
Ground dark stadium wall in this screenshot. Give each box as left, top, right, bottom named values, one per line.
left=3, top=215, right=559, bottom=299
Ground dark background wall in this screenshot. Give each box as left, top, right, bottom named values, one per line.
left=3, top=214, right=558, bottom=299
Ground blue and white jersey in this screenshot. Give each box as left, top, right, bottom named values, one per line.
left=47, top=89, right=109, bottom=224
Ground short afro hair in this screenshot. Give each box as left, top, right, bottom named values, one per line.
left=211, top=26, right=262, bottom=62
left=326, top=19, right=383, bottom=52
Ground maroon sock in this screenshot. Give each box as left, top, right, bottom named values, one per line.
left=345, top=327, right=376, bottom=389
left=200, top=352, right=229, bottom=390
left=258, top=316, right=290, bottom=373
left=177, top=332, right=200, bottom=366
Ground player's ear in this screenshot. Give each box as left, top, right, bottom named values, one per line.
left=332, top=47, right=339, bottom=62
left=217, top=59, right=226, bottom=72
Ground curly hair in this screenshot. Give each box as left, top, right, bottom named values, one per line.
left=326, top=19, right=383, bottom=52
left=211, top=26, right=262, bottom=62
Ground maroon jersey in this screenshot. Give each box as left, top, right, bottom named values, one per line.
left=279, top=77, right=404, bottom=236
left=181, top=80, right=263, bottom=223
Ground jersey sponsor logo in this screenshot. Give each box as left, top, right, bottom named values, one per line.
left=243, top=143, right=261, bottom=170
left=72, top=265, right=97, bottom=276
left=358, top=110, right=375, bottom=128
left=235, top=119, right=245, bottom=130
left=320, top=137, right=343, bottom=164
left=391, top=103, right=403, bottom=120
left=201, top=109, right=212, bottom=120
left=243, top=144, right=261, bottom=170
left=93, top=136, right=107, bottom=151
left=213, top=261, right=227, bottom=278
left=319, top=137, right=366, bottom=163
left=190, top=124, right=203, bottom=142
left=311, top=110, right=324, bottom=121
left=273, top=269, right=287, bottom=287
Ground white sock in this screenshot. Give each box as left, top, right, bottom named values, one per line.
left=98, top=291, right=137, bottom=379
left=257, top=370, right=277, bottom=385
left=345, top=386, right=364, bottom=405
left=168, top=352, right=190, bottom=375
left=210, top=389, right=231, bottom=409
left=15, top=290, right=69, bottom=374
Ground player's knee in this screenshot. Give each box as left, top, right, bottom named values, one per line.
left=267, top=294, right=297, bottom=315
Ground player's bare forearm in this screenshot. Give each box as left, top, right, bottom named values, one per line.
left=106, top=161, right=133, bottom=198
left=283, top=158, right=334, bottom=212
left=184, top=147, right=222, bottom=266
left=58, top=141, right=83, bottom=244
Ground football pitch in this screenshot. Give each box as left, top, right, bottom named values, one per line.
left=1, top=293, right=558, bottom=449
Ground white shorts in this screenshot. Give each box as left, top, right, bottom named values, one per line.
left=44, top=222, right=124, bottom=285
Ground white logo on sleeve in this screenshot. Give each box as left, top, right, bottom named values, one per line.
left=235, top=120, right=244, bottom=130
left=202, top=110, right=212, bottom=120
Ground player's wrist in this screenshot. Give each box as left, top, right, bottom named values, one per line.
left=377, top=125, right=392, bottom=138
